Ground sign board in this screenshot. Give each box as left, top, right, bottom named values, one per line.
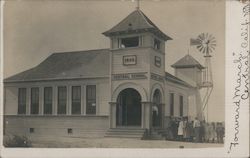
left=112, top=72, right=147, bottom=81
left=123, top=55, right=137, bottom=65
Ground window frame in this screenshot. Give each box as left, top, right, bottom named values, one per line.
left=57, top=86, right=67, bottom=115
left=44, top=87, right=53, bottom=115
left=169, top=93, right=174, bottom=116
left=179, top=95, right=184, bottom=117
left=30, top=87, right=39, bottom=115
left=18, top=88, right=26, bottom=115
left=71, top=86, right=81, bottom=115
left=86, top=85, right=96, bottom=115
left=119, top=36, right=140, bottom=48
left=155, top=56, right=161, bottom=67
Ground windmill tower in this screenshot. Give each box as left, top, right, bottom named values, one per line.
left=190, top=33, right=216, bottom=121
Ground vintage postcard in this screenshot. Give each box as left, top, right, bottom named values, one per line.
left=0, top=0, right=249, bottom=157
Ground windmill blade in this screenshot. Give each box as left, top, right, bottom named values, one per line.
left=199, top=33, right=203, bottom=40
left=196, top=38, right=203, bottom=44
left=197, top=45, right=203, bottom=52
left=210, top=38, right=216, bottom=43
left=210, top=41, right=216, bottom=45
left=201, top=33, right=205, bottom=40
left=208, top=34, right=213, bottom=40
left=210, top=46, right=216, bottom=51
left=205, top=33, right=209, bottom=39
left=197, top=46, right=203, bottom=53
left=202, top=47, right=206, bottom=54
left=197, top=34, right=204, bottom=41
left=210, top=43, right=216, bottom=47
left=209, top=38, right=216, bottom=43
left=199, top=47, right=204, bottom=53
left=208, top=47, right=213, bottom=53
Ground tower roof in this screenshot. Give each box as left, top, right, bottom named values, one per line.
left=171, top=54, right=204, bottom=69
left=103, top=9, right=172, bottom=41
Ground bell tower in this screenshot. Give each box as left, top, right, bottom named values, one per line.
left=103, top=7, right=172, bottom=129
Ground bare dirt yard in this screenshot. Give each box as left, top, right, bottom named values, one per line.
left=30, top=137, right=224, bottom=148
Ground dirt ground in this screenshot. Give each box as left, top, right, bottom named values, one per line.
left=30, top=137, right=224, bottom=148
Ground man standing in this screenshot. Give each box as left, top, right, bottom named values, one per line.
left=193, top=117, right=201, bottom=143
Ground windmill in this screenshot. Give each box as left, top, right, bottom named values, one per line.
left=190, top=33, right=216, bottom=121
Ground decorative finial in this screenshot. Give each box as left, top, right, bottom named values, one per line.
left=136, top=0, right=140, bottom=10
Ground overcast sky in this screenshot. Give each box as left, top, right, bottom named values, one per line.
left=3, top=0, right=225, bottom=122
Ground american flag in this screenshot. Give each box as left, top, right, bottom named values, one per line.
left=190, top=38, right=201, bottom=46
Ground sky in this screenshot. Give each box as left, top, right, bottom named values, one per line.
left=3, top=0, right=225, bottom=122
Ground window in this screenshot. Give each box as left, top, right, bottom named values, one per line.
left=18, top=88, right=26, bottom=114
left=31, top=88, right=39, bottom=114
left=72, top=86, right=81, bottom=115
left=170, top=93, right=174, bottom=116
left=29, top=128, right=34, bottom=133
left=179, top=95, right=183, bottom=117
left=58, top=86, right=67, bottom=114
left=155, top=56, right=161, bottom=67
left=154, top=38, right=161, bottom=50
left=120, top=36, right=139, bottom=48
left=67, top=128, right=73, bottom=134
left=44, top=87, right=52, bottom=115
left=86, top=85, right=96, bottom=114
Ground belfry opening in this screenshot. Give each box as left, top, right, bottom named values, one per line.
left=116, top=88, right=142, bottom=126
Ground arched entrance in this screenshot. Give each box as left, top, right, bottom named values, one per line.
left=116, top=88, right=142, bottom=126
left=152, top=89, right=162, bottom=128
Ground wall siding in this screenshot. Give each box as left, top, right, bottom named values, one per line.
left=4, top=116, right=109, bottom=139
left=112, top=48, right=150, bottom=74
left=164, top=82, right=189, bottom=118
left=4, top=87, right=18, bottom=115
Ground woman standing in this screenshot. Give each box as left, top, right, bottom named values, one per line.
left=178, top=118, right=184, bottom=141
left=183, top=118, right=188, bottom=141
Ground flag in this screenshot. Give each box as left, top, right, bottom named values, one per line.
left=190, top=38, right=201, bottom=46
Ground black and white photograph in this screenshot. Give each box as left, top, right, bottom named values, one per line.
left=0, top=0, right=249, bottom=157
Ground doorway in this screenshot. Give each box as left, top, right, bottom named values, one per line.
left=152, top=89, right=162, bottom=128
left=116, top=88, right=142, bottom=126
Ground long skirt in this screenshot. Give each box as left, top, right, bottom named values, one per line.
left=194, top=127, right=200, bottom=142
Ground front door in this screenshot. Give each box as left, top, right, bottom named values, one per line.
left=116, top=88, right=141, bottom=126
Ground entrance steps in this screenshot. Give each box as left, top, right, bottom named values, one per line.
left=105, top=128, right=146, bottom=139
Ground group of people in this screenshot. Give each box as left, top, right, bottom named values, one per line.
left=167, top=117, right=224, bottom=143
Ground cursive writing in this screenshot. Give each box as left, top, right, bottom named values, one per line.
left=228, top=2, right=249, bottom=154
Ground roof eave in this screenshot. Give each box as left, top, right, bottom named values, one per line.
left=171, top=65, right=205, bottom=69
left=103, top=28, right=172, bottom=41
left=4, top=75, right=110, bottom=84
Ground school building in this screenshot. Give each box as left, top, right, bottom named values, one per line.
left=3, top=8, right=204, bottom=139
